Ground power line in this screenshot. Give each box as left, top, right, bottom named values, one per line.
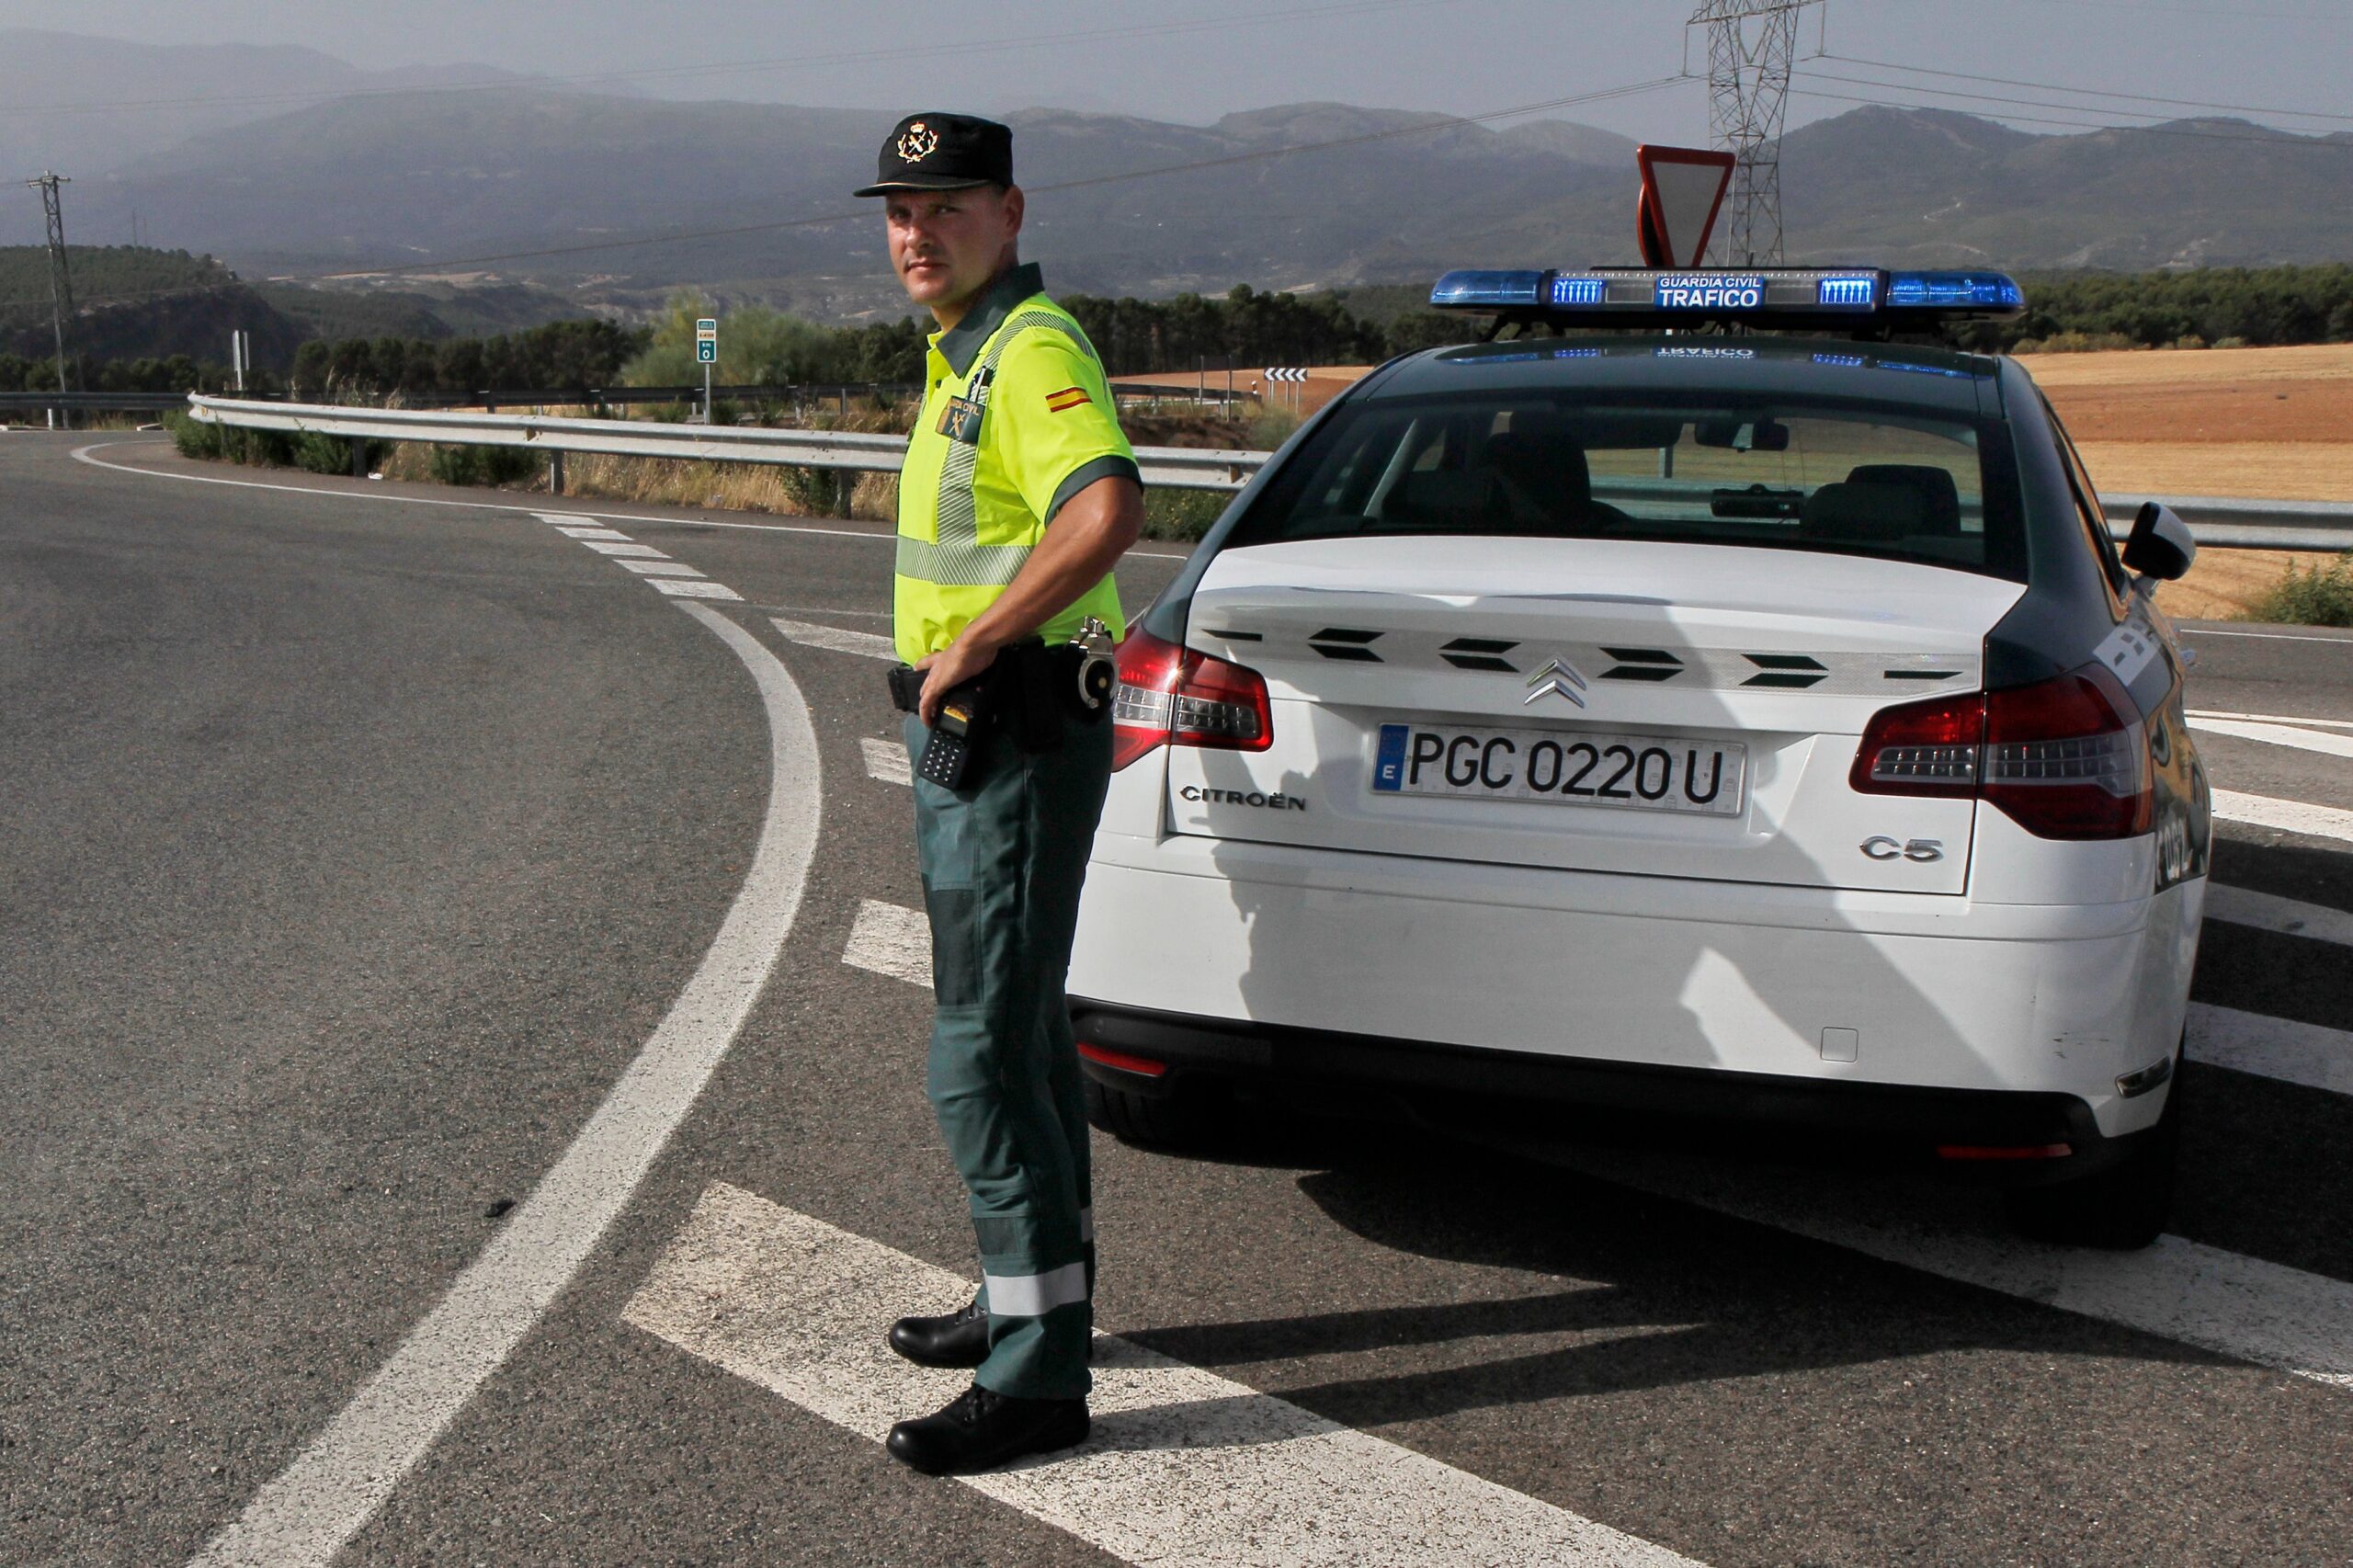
left=0, top=0, right=1465, bottom=119
left=1788, top=83, right=2353, bottom=150
left=1822, top=51, right=2353, bottom=126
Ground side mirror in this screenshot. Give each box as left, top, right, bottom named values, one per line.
left=2121, top=501, right=2195, bottom=583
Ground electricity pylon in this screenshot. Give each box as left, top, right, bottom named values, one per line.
left=1688, top=2, right=1819, bottom=265
left=26, top=171, right=76, bottom=398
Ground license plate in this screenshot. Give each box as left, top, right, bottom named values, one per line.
left=1370, top=722, right=1746, bottom=817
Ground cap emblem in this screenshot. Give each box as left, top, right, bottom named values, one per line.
left=896, top=121, right=940, bottom=162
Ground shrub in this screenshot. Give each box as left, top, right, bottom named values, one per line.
left=1245, top=404, right=1303, bottom=450
left=429, top=443, right=540, bottom=487
left=2249, top=553, right=2353, bottom=629
left=165, top=410, right=222, bottom=460
left=291, top=431, right=389, bottom=476
left=1142, top=487, right=1229, bottom=542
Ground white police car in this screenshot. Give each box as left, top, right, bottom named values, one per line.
left=1070, top=266, right=2211, bottom=1248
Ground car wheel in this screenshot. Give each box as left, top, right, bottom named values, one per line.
left=1083, top=1075, right=1203, bottom=1147
left=2002, top=1067, right=2182, bottom=1250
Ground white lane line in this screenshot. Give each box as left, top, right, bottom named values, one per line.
left=617, top=560, right=706, bottom=578
left=191, top=602, right=824, bottom=1568
left=2212, top=790, right=2353, bottom=846
left=650, top=578, right=745, bottom=601
left=860, top=736, right=912, bottom=786
left=2189, top=1003, right=2353, bottom=1097
left=2190, top=717, right=2353, bottom=760
left=841, top=899, right=930, bottom=987
left=770, top=616, right=898, bottom=662
left=556, top=527, right=632, bottom=541
left=2185, top=628, right=2353, bottom=646
left=2191, top=710, right=2353, bottom=733
left=581, top=540, right=670, bottom=559
left=1541, top=1148, right=2353, bottom=1392
left=625, top=1182, right=1702, bottom=1568
left=2204, top=883, right=2353, bottom=948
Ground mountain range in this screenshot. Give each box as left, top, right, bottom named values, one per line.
left=3, top=32, right=2347, bottom=327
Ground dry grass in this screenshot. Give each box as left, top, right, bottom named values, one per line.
left=2154, top=545, right=2348, bottom=623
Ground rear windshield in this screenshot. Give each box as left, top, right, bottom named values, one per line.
left=1228, top=392, right=2025, bottom=580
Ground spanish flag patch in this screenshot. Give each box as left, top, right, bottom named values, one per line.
left=1045, top=386, right=1091, bottom=414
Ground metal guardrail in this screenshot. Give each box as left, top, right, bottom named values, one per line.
left=184, top=394, right=2353, bottom=540
left=185, top=393, right=1265, bottom=492
left=0, top=391, right=193, bottom=413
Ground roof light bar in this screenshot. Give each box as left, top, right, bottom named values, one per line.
left=1427, top=266, right=2026, bottom=331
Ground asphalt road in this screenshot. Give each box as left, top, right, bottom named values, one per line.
left=4, top=432, right=2349, bottom=1567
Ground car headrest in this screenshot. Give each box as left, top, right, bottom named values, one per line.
left=1800, top=480, right=1933, bottom=542
left=1483, top=428, right=1592, bottom=510
left=1846, top=463, right=1962, bottom=536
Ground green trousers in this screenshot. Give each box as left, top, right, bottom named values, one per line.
left=905, top=705, right=1111, bottom=1401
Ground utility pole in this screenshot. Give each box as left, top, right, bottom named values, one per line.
left=1687, top=2, right=1819, bottom=265
left=26, top=171, right=76, bottom=403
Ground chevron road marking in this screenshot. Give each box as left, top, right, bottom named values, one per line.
left=2204, top=884, right=2353, bottom=948
left=1546, top=1145, right=2353, bottom=1392
left=2190, top=717, right=2353, bottom=760
left=2211, top=790, right=2353, bottom=847
left=841, top=899, right=930, bottom=988
left=860, top=736, right=912, bottom=786
left=771, top=616, right=898, bottom=662
left=650, top=578, right=745, bottom=601
left=2189, top=709, right=2353, bottom=733
left=623, top=1182, right=1704, bottom=1568
left=2188, top=1002, right=2353, bottom=1097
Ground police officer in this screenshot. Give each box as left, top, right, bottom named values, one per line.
left=855, top=113, right=1142, bottom=1476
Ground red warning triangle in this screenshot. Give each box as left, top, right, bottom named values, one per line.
left=1635, top=144, right=1736, bottom=268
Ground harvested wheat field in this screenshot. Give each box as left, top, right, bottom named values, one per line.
left=2029, top=343, right=2353, bottom=502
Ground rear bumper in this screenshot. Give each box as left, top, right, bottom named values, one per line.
left=1069, top=832, right=2201, bottom=1140
left=1071, top=997, right=2133, bottom=1178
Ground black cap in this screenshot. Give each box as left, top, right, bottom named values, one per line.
left=854, top=112, right=1014, bottom=198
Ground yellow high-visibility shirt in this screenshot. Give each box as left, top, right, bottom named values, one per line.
left=894, top=262, right=1136, bottom=665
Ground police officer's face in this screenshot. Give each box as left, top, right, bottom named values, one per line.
left=886, top=186, right=1024, bottom=314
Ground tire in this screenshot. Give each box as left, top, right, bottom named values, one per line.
left=2003, top=1070, right=2182, bottom=1250
left=1083, top=1075, right=1203, bottom=1148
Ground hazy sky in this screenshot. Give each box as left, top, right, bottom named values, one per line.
left=6, top=0, right=2347, bottom=142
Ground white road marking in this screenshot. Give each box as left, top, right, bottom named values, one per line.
left=2190, top=717, right=2353, bottom=760
left=1542, top=1147, right=2353, bottom=1392
left=617, top=560, right=706, bottom=578
left=2190, top=709, right=2353, bottom=733
left=625, top=1182, right=1704, bottom=1568
left=770, top=616, right=898, bottom=662
left=581, top=540, right=670, bottom=559
left=841, top=899, right=930, bottom=987
left=860, top=736, right=912, bottom=786
left=2189, top=1002, right=2353, bottom=1097
left=191, top=602, right=824, bottom=1568
left=556, top=527, right=632, bottom=541
left=2204, top=883, right=2353, bottom=948
left=650, top=579, right=745, bottom=601
left=2212, top=790, right=2353, bottom=846
left=2185, top=628, right=2353, bottom=647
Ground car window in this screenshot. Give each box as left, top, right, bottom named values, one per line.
left=2041, top=397, right=2130, bottom=614
left=1224, top=391, right=2027, bottom=581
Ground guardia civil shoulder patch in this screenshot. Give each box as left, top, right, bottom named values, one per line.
left=1044, top=386, right=1091, bottom=414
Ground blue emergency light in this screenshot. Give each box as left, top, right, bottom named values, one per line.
left=1428, top=266, right=2025, bottom=333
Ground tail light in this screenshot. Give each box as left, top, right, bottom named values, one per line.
left=1109, top=627, right=1274, bottom=771
left=1853, top=664, right=2152, bottom=840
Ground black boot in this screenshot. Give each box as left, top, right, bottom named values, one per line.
left=885, top=1383, right=1089, bottom=1476
left=889, top=1293, right=990, bottom=1369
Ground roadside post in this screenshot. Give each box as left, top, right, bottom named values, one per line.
left=696, top=318, right=718, bottom=424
